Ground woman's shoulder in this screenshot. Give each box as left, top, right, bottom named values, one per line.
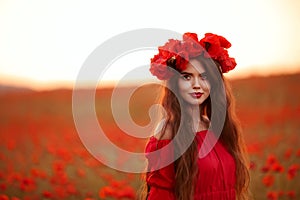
left=145, top=120, right=173, bottom=154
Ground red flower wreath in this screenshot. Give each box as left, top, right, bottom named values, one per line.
left=150, top=32, right=237, bottom=80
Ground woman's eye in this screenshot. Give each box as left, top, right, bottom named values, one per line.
left=200, top=73, right=207, bottom=80
left=201, top=75, right=207, bottom=80
left=182, top=75, right=191, bottom=80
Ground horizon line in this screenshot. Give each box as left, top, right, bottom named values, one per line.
left=1, top=68, right=300, bottom=91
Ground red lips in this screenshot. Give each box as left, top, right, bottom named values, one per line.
left=190, top=92, right=203, bottom=99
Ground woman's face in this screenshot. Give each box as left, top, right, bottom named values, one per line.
left=177, top=58, right=210, bottom=106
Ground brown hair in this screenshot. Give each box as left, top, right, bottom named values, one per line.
left=139, top=55, right=250, bottom=200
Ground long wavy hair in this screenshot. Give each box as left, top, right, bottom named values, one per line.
left=139, top=55, right=250, bottom=200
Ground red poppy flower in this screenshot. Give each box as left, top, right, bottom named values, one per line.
left=286, top=190, right=296, bottom=199
left=99, top=186, right=115, bottom=199
left=20, top=177, right=36, bottom=192
left=200, top=33, right=236, bottom=73
left=261, top=165, right=271, bottom=173
left=182, top=33, right=203, bottom=57
left=42, top=191, right=53, bottom=198
left=66, top=184, right=78, bottom=195
left=76, top=168, right=86, bottom=177
left=267, top=191, right=278, bottom=200
left=287, top=164, right=299, bottom=180
left=219, top=57, right=237, bottom=73
left=262, top=174, right=275, bottom=187
left=0, top=195, right=9, bottom=200
left=249, top=161, right=256, bottom=170
left=296, top=148, right=300, bottom=157
left=10, top=197, right=20, bottom=200
left=266, top=154, right=277, bottom=165
left=116, top=186, right=135, bottom=199
left=218, top=35, right=231, bottom=48
left=0, top=183, right=6, bottom=191
left=150, top=55, right=173, bottom=80
left=183, top=32, right=199, bottom=42
left=272, top=163, right=284, bottom=173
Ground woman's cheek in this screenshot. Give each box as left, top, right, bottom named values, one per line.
left=178, top=80, right=192, bottom=91
left=200, top=81, right=210, bottom=91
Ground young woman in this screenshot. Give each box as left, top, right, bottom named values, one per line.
left=141, top=32, right=250, bottom=200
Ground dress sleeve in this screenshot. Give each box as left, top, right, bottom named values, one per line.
left=145, top=136, right=175, bottom=200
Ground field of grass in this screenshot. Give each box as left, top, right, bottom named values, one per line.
left=0, top=73, right=300, bottom=199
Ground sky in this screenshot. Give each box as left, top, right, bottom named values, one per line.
left=0, top=0, right=300, bottom=90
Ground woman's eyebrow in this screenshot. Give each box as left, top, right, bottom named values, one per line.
left=200, top=72, right=207, bottom=76
left=180, top=72, right=207, bottom=76
left=180, top=72, right=193, bottom=75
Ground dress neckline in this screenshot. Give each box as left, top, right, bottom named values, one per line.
left=151, top=130, right=209, bottom=141
left=196, top=129, right=208, bottom=134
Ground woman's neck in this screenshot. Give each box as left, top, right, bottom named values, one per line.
left=186, top=105, right=209, bottom=132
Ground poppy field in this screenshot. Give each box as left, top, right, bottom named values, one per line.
left=0, top=73, right=300, bottom=200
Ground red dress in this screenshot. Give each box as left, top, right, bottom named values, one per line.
left=145, top=130, right=236, bottom=200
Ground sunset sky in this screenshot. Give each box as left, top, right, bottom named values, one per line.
left=0, top=0, right=300, bottom=90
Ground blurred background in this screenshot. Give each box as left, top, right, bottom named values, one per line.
left=1, top=0, right=300, bottom=199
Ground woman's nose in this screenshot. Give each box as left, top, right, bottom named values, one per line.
left=193, top=77, right=201, bottom=89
